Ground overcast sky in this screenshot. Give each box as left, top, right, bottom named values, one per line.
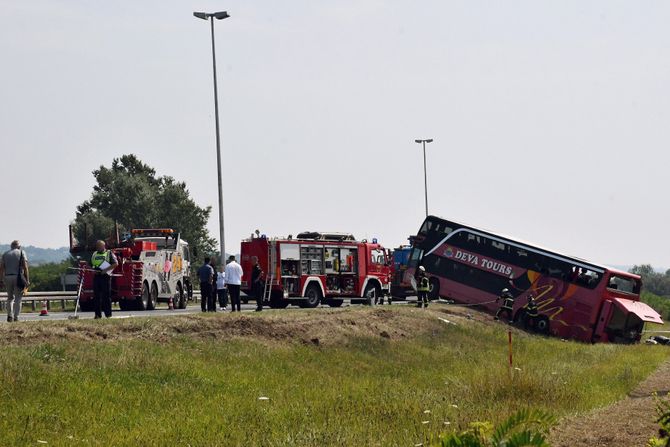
left=1, top=0, right=668, bottom=267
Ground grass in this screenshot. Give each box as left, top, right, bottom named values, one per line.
left=0, top=307, right=667, bottom=446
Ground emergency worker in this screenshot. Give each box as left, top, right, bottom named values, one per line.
left=524, top=294, right=540, bottom=330
left=251, top=256, right=264, bottom=312
left=495, top=288, right=515, bottom=323
left=91, top=240, right=118, bottom=319
left=416, top=266, right=430, bottom=308
left=198, top=257, right=214, bottom=312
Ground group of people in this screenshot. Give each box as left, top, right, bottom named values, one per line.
left=414, top=264, right=542, bottom=330
left=197, top=255, right=244, bottom=312
left=495, top=288, right=540, bottom=330
left=197, top=255, right=266, bottom=312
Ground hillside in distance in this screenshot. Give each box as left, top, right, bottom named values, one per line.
left=0, top=244, right=70, bottom=266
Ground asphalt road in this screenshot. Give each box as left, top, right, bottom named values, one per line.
left=2, top=299, right=417, bottom=323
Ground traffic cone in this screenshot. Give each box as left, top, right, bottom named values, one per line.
left=168, top=296, right=174, bottom=310
left=39, top=300, right=49, bottom=316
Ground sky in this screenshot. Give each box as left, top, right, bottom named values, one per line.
left=0, top=0, right=668, bottom=267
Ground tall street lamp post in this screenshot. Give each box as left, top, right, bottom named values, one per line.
left=194, top=10, right=230, bottom=260
left=414, top=139, right=433, bottom=217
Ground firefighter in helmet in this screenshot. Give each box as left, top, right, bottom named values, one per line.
left=524, top=294, right=540, bottom=330
left=495, top=288, right=515, bottom=323
left=416, top=266, right=430, bottom=308
left=91, top=240, right=118, bottom=319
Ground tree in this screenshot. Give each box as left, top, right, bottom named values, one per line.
left=72, top=154, right=216, bottom=265
left=630, top=265, right=670, bottom=297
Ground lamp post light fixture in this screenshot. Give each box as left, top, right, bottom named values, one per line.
left=414, top=138, right=434, bottom=217
left=193, top=10, right=230, bottom=260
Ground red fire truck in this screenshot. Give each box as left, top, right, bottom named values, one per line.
left=240, top=231, right=392, bottom=308
left=405, top=215, right=663, bottom=343
left=69, top=228, right=192, bottom=311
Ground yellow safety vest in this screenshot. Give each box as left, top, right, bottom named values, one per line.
left=418, top=276, right=430, bottom=292
left=91, top=250, right=110, bottom=268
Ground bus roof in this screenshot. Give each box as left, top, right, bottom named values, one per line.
left=424, top=215, right=621, bottom=275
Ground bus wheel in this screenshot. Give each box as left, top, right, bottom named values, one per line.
left=327, top=299, right=344, bottom=308
left=302, top=284, right=321, bottom=308
left=147, top=282, right=158, bottom=310
left=536, top=316, right=550, bottom=334
left=428, top=278, right=440, bottom=300
left=364, top=283, right=380, bottom=306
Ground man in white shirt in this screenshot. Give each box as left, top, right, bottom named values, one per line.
left=215, top=265, right=228, bottom=311
left=224, top=255, right=243, bottom=312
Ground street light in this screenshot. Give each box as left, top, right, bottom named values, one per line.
left=414, top=139, right=434, bottom=217
left=193, top=10, right=230, bottom=261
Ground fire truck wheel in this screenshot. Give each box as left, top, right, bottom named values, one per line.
left=301, top=284, right=322, bottom=308
left=428, top=277, right=440, bottom=300
left=269, top=294, right=289, bottom=309
left=147, top=282, right=158, bottom=310
left=118, top=300, right=133, bottom=311
left=364, top=283, right=381, bottom=306
left=138, top=282, right=150, bottom=311
left=327, top=299, right=344, bottom=308
left=79, top=300, right=95, bottom=312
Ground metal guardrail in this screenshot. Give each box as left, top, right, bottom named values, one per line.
left=0, top=291, right=203, bottom=311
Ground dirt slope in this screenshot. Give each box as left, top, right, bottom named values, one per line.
left=0, top=306, right=469, bottom=346
left=549, top=359, right=670, bottom=446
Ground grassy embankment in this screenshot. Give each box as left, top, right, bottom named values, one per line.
left=0, top=306, right=667, bottom=446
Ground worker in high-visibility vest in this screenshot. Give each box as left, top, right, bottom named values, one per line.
left=416, top=266, right=430, bottom=308
left=524, top=294, right=540, bottom=330
left=495, top=288, right=515, bottom=323
left=90, top=240, right=118, bottom=319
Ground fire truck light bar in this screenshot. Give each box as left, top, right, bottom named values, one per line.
left=131, top=229, right=174, bottom=235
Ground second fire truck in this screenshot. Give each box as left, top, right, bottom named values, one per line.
left=240, top=231, right=392, bottom=308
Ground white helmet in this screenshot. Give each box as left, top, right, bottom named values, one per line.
left=501, top=288, right=509, bottom=294
left=418, top=266, right=426, bottom=272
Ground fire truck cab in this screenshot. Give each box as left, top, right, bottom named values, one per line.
left=70, top=228, right=192, bottom=311
left=240, top=231, right=391, bottom=309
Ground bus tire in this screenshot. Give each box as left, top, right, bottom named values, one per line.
left=302, top=283, right=321, bottom=308
left=428, top=277, right=440, bottom=300
left=536, top=316, right=550, bottom=334
left=327, top=299, right=344, bottom=308
left=364, top=283, right=380, bottom=306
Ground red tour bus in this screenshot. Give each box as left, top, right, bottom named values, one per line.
left=405, top=215, right=662, bottom=343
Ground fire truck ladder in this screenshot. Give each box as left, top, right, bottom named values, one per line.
left=263, top=243, right=276, bottom=303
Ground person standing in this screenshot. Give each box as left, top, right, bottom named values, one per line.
left=495, top=288, right=516, bottom=323
left=225, top=255, right=243, bottom=312
left=415, top=266, right=429, bottom=308
left=215, top=265, right=228, bottom=311
left=524, top=294, right=540, bottom=330
left=0, top=240, right=30, bottom=322
left=198, top=257, right=215, bottom=312
left=208, top=258, right=219, bottom=312
left=90, top=240, right=118, bottom=319
left=251, top=256, right=264, bottom=312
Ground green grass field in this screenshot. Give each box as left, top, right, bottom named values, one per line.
left=0, top=306, right=666, bottom=446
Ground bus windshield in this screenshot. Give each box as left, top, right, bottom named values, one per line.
left=607, top=274, right=641, bottom=295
